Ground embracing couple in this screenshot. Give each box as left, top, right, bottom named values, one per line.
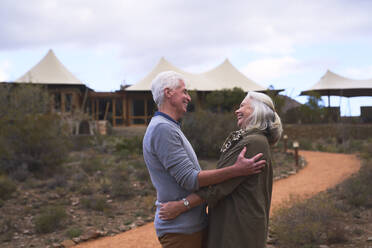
left=143, top=71, right=283, bottom=248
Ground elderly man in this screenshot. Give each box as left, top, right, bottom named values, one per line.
left=143, top=71, right=265, bottom=248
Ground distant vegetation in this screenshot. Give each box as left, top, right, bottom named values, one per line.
left=271, top=138, right=372, bottom=248
left=0, top=84, right=70, bottom=177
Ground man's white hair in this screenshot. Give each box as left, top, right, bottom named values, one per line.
left=151, top=71, right=185, bottom=107
left=242, top=91, right=283, bottom=145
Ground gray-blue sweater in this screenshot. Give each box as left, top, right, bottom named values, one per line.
left=143, top=113, right=208, bottom=237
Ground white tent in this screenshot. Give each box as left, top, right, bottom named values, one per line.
left=126, top=58, right=266, bottom=92
left=15, top=49, right=84, bottom=85
left=301, top=70, right=372, bottom=97
left=200, top=59, right=266, bottom=91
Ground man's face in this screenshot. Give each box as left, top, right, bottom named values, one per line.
left=168, top=80, right=191, bottom=117
left=235, top=98, right=253, bottom=128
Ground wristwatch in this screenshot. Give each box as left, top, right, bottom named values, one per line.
left=182, top=198, right=190, bottom=209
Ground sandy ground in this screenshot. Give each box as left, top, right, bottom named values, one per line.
left=75, top=150, right=361, bottom=248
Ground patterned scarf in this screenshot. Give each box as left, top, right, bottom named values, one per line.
left=220, top=129, right=249, bottom=153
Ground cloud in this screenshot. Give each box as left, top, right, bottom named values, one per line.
left=0, top=60, right=10, bottom=81
left=241, top=56, right=306, bottom=82
left=1, top=0, right=372, bottom=86
left=1, top=1, right=372, bottom=56
left=342, top=65, right=372, bottom=79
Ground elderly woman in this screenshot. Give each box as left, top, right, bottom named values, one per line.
left=159, top=91, right=283, bottom=248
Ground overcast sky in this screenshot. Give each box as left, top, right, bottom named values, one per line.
left=1, top=0, right=372, bottom=115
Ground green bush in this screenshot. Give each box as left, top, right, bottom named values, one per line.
left=334, top=159, right=372, bottom=208
left=0, top=85, right=71, bottom=175
left=110, top=163, right=133, bottom=198
left=80, top=156, right=106, bottom=175
left=35, top=206, right=67, bottom=233
left=182, top=110, right=236, bottom=158
left=205, top=87, right=245, bottom=112
left=130, top=159, right=151, bottom=182
left=81, top=195, right=108, bottom=212
left=272, top=194, right=342, bottom=247
left=0, top=175, right=17, bottom=200
left=115, top=136, right=143, bottom=156
left=66, top=227, right=83, bottom=238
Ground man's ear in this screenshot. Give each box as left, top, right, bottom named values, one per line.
left=164, top=88, right=172, bottom=98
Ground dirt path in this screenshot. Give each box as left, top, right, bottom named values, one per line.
left=75, top=150, right=361, bottom=248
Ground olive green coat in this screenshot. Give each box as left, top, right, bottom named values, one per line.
left=196, top=130, right=272, bottom=248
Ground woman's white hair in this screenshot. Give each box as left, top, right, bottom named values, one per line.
left=242, top=91, right=283, bottom=145
left=151, top=71, right=185, bottom=107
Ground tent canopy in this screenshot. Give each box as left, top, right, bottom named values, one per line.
left=15, top=49, right=84, bottom=85
left=125, top=58, right=267, bottom=92
left=301, top=70, right=372, bottom=97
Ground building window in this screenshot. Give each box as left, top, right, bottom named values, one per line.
left=65, top=93, right=72, bottom=112
left=54, top=93, right=61, bottom=112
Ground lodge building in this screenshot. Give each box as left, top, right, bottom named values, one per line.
left=4, top=50, right=271, bottom=128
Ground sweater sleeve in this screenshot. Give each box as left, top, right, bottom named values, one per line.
left=195, top=135, right=269, bottom=208
left=152, top=123, right=200, bottom=191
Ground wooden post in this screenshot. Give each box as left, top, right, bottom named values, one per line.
left=95, top=99, right=99, bottom=120
left=144, top=98, right=148, bottom=124
left=283, top=134, right=288, bottom=153
left=104, top=102, right=110, bottom=120
left=112, top=99, right=116, bottom=127
left=293, top=141, right=299, bottom=167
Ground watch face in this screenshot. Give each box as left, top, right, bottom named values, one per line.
left=183, top=198, right=190, bottom=207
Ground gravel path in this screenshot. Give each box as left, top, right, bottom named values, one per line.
left=75, top=150, right=361, bottom=248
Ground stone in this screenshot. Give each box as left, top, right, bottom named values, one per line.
left=367, top=236, right=372, bottom=242
left=80, top=229, right=104, bottom=241
left=135, top=220, right=145, bottom=226
left=71, top=197, right=80, bottom=206
left=119, top=225, right=130, bottom=232
left=48, top=193, right=60, bottom=200
left=320, top=232, right=327, bottom=240
left=266, top=236, right=276, bottom=244
left=60, top=239, right=75, bottom=247
left=72, top=237, right=81, bottom=243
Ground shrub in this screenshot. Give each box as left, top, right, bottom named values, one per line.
left=326, top=224, right=348, bottom=244
left=66, top=227, right=83, bottom=238
left=35, top=206, right=67, bottom=233
left=9, top=165, right=30, bottom=182
left=110, top=164, right=132, bottom=198
left=80, top=156, right=106, bottom=175
left=334, top=159, right=372, bottom=208
left=205, top=87, right=245, bottom=112
left=0, top=114, right=71, bottom=174
left=271, top=194, right=342, bottom=247
left=115, top=136, right=143, bottom=157
left=142, top=195, right=156, bottom=211
left=182, top=110, right=236, bottom=158
left=0, top=85, right=71, bottom=175
left=46, top=175, right=68, bottom=190
left=0, top=175, right=16, bottom=200
left=130, top=159, right=151, bottom=182
left=81, top=195, right=108, bottom=212
left=79, top=183, right=96, bottom=196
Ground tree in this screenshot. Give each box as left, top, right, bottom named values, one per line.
left=0, top=84, right=70, bottom=176
left=205, top=87, right=245, bottom=112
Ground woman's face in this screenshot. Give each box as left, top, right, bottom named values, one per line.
left=235, top=98, right=254, bottom=128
